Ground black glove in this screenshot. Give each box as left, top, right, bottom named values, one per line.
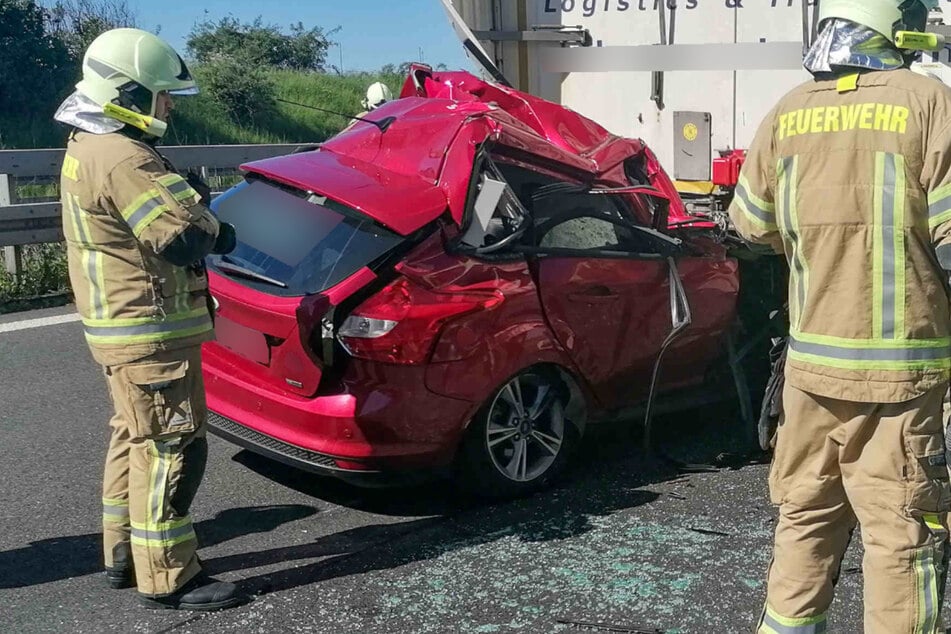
left=213, top=222, right=237, bottom=255
left=186, top=171, right=213, bottom=206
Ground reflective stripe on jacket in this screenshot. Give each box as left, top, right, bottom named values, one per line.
left=729, top=69, right=951, bottom=402
left=60, top=131, right=220, bottom=366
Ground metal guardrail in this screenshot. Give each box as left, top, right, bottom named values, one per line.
left=0, top=144, right=306, bottom=251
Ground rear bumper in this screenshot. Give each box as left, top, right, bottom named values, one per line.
left=202, top=342, right=478, bottom=475
left=207, top=410, right=390, bottom=487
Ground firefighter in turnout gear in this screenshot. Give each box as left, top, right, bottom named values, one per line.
left=729, top=0, right=951, bottom=631
left=54, top=28, right=245, bottom=611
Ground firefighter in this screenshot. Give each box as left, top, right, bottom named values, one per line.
left=341, top=81, right=393, bottom=133
left=729, top=1, right=951, bottom=631
left=53, top=28, right=245, bottom=611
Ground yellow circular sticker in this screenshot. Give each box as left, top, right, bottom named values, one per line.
left=683, top=123, right=698, bottom=142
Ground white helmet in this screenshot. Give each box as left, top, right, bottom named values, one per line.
left=362, top=82, right=393, bottom=111
left=75, top=28, right=198, bottom=138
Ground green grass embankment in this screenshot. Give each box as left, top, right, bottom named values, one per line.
left=0, top=69, right=405, bottom=307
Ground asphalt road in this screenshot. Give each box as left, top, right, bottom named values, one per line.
left=0, top=305, right=940, bottom=633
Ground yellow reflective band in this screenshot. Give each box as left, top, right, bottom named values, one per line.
left=156, top=173, right=200, bottom=204
left=146, top=441, right=171, bottom=545
left=872, top=152, right=906, bottom=340
left=928, top=183, right=951, bottom=228
left=95, top=248, right=109, bottom=319
left=777, top=156, right=807, bottom=329
left=893, top=155, right=907, bottom=340
left=130, top=532, right=196, bottom=548
left=132, top=204, right=169, bottom=237
left=733, top=172, right=777, bottom=231
left=121, top=189, right=170, bottom=237
left=84, top=322, right=213, bottom=346
left=62, top=154, right=80, bottom=181
left=102, top=496, right=130, bottom=523
left=131, top=517, right=193, bottom=532
left=914, top=544, right=940, bottom=633
left=789, top=330, right=951, bottom=370
left=738, top=174, right=775, bottom=213
left=82, top=309, right=213, bottom=343
left=923, top=514, right=944, bottom=532
left=121, top=190, right=157, bottom=221
left=790, top=329, right=951, bottom=349
left=788, top=349, right=951, bottom=371
left=132, top=516, right=196, bottom=549
left=733, top=194, right=776, bottom=231
left=929, top=208, right=951, bottom=230
left=156, top=173, right=186, bottom=187
left=873, top=153, right=885, bottom=339
left=929, top=182, right=951, bottom=206
left=766, top=607, right=826, bottom=626
left=66, top=193, right=109, bottom=321
left=778, top=103, right=909, bottom=140
left=82, top=307, right=208, bottom=328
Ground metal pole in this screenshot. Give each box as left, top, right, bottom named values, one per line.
left=0, top=173, right=21, bottom=283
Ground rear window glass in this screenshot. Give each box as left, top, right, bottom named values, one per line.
left=208, top=179, right=403, bottom=297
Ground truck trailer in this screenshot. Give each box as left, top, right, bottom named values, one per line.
left=441, top=0, right=951, bottom=193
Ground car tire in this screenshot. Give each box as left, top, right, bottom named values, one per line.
left=454, top=366, right=578, bottom=500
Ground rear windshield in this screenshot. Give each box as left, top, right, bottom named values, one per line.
left=208, top=179, right=403, bottom=297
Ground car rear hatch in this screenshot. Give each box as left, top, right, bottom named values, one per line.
left=205, top=168, right=436, bottom=397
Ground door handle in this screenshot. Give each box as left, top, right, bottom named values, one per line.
left=568, top=286, right=620, bottom=303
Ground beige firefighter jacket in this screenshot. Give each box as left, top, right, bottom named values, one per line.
left=730, top=69, right=951, bottom=403
left=60, top=131, right=221, bottom=366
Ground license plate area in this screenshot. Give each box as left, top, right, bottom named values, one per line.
left=214, top=315, right=270, bottom=365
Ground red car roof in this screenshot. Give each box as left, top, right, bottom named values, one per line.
left=240, top=69, right=685, bottom=235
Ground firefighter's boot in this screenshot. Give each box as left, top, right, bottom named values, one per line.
left=105, top=542, right=135, bottom=589
left=138, top=573, right=247, bottom=611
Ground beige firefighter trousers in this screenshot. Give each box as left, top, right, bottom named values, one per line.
left=101, top=346, right=208, bottom=596
left=757, top=382, right=951, bottom=633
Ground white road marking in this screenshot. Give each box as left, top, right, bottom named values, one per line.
left=0, top=313, right=81, bottom=334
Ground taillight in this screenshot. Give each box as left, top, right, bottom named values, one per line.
left=337, top=277, right=502, bottom=365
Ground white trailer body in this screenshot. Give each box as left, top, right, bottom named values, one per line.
left=443, top=0, right=951, bottom=182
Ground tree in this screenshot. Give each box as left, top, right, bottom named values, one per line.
left=47, top=0, right=137, bottom=62
left=0, top=0, right=72, bottom=115
left=186, top=15, right=335, bottom=71
left=380, top=61, right=450, bottom=78
left=196, top=54, right=276, bottom=124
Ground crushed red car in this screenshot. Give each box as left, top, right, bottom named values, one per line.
left=201, top=65, right=785, bottom=498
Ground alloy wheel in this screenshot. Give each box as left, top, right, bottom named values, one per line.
left=485, top=373, right=565, bottom=482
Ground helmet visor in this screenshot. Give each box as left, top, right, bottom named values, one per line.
left=168, top=86, right=200, bottom=96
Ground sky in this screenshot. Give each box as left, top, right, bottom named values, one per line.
left=115, top=0, right=474, bottom=73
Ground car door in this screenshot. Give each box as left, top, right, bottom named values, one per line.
left=530, top=200, right=738, bottom=411
left=529, top=207, right=673, bottom=410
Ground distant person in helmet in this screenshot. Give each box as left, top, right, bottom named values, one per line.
left=729, top=0, right=951, bottom=631
left=53, top=28, right=245, bottom=611
left=340, top=81, right=394, bottom=133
